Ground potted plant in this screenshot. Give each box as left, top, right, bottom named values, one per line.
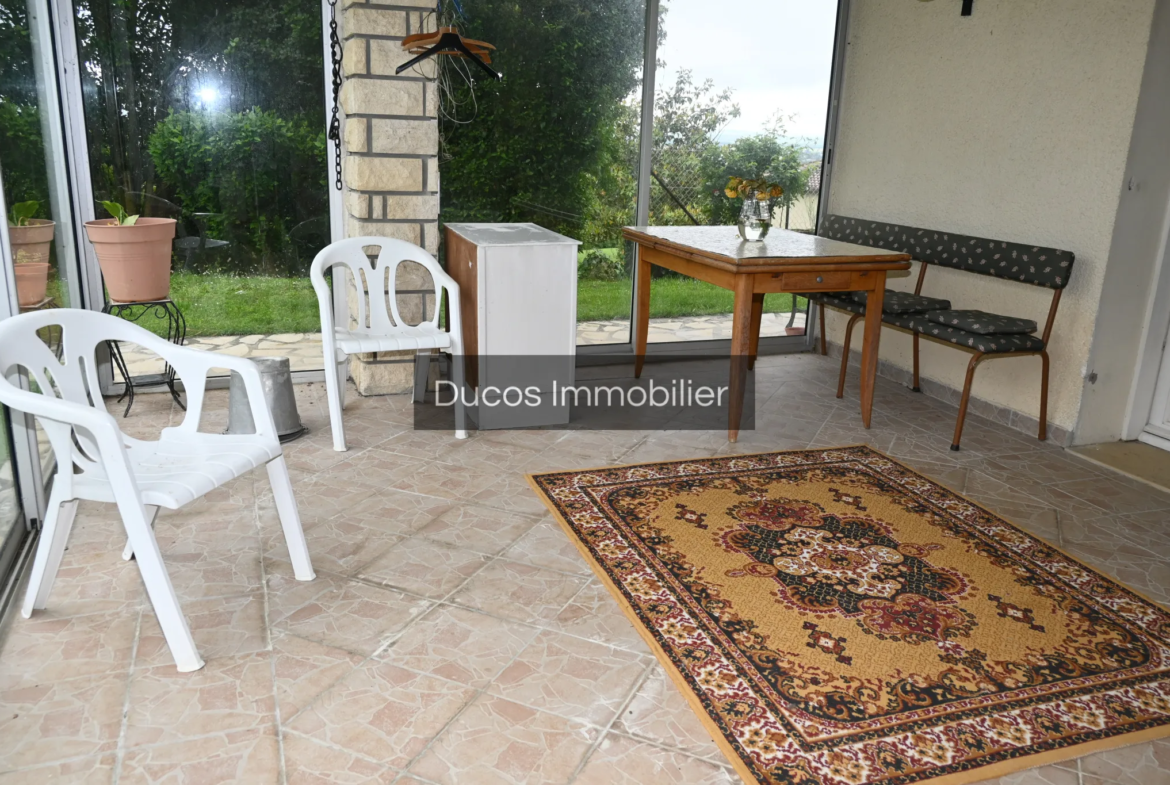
left=8, top=201, right=53, bottom=307
left=725, top=177, right=784, bottom=242
left=84, top=201, right=176, bottom=303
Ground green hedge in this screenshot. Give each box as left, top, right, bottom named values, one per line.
left=148, top=109, right=328, bottom=276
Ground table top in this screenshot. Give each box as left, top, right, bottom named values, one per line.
left=622, top=226, right=912, bottom=270
left=446, top=222, right=580, bottom=247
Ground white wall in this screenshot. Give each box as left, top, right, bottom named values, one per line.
left=828, top=0, right=1157, bottom=433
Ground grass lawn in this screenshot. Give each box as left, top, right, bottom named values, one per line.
left=578, top=278, right=805, bottom=322
left=170, top=272, right=321, bottom=336
left=161, top=272, right=806, bottom=336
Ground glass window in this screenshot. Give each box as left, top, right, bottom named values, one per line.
left=71, top=0, right=330, bottom=372
left=646, top=0, right=837, bottom=344
left=434, top=0, right=648, bottom=348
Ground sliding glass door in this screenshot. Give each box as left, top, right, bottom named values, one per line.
left=70, top=0, right=331, bottom=373
left=644, top=0, right=839, bottom=346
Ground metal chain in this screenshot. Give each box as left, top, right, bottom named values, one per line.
left=327, top=0, right=343, bottom=190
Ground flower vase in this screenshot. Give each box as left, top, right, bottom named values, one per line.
left=737, top=197, right=772, bottom=242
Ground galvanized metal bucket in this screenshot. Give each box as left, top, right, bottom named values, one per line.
left=227, top=356, right=307, bottom=443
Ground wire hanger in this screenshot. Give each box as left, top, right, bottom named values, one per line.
left=396, top=26, right=501, bottom=79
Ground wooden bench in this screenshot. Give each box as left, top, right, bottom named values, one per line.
left=810, top=215, right=1075, bottom=450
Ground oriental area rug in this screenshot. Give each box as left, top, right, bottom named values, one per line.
left=527, top=446, right=1170, bottom=785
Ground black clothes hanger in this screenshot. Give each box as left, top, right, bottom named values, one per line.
left=396, top=26, right=501, bottom=80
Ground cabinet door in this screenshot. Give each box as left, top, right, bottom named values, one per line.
left=483, top=245, right=577, bottom=356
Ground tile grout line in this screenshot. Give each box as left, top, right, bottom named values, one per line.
left=110, top=608, right=143, bottom=785
left=565, top=661, right=655, bottom=784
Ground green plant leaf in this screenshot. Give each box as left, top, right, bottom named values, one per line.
left=100, top=200, right=129, bottom=225
left=123, top=214, right=140, bottom=226
left=8, top=200, right=39, bottom=227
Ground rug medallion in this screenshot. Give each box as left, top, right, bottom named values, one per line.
left=528, top=446, right=1170, bottom=785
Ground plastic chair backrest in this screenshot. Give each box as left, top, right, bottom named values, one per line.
left=309, top=237, right=449, bottom=336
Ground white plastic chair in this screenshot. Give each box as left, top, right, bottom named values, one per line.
left=0, top=310, right=315, bottom=673
left=310, top=237, right=467, bottom=450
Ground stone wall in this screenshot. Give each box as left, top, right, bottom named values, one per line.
left=338, top=0, right=441, bottom=394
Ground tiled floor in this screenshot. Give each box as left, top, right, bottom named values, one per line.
left=1, top=351, right=1168, bottom=784
left=114, top=311, right=807, bottom=374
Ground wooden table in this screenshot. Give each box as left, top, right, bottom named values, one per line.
left=623, top=226, right=911, bottom=442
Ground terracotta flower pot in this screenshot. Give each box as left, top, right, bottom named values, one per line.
left=9, top=219, right=55, bottom=308
left=9, top=218, right=55, bottom=266
left=84, top=217, right=176, bottom=303
left=15, top=262, right=51, bottom=307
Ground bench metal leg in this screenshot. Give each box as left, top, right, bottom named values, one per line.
left=912, top=333, right=922, bottom=392
left=951, top=351, right=986, bottom=451
left=837, top=313, right=863, bottom=399
left=818, top=305, right=828, bottom=356
left=1038, top=350, right=1049, bottom=442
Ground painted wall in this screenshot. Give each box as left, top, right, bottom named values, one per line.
left=827, top=0, right=1157, bottom=434
left=1080, top=0, right=1170, bottom=445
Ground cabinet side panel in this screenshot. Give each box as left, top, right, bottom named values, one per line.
left=445, top=227, right=480, bottom=389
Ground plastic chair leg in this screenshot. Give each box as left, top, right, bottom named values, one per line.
left=324, top=352, right=348, bottom=452
left=122, top=504, right=159, bottom=561
left=21, top=488, right=78, bottom=618
left=118, top=498, right=203, bottom=672
left=266, top=456, right=315, bottom=581
left=451, top=352, right=468, bottom=440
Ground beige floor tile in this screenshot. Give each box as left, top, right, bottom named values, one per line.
left=471, top=472, right=561, bottom=516
left=285, top=661, right=475, bottom=769
left=267, top=572, right=432, bottom=657
left=407, top=694, right=599, bottom=785
left=357, top=537, right=490, bottom=599
left=266, top=516, right=403, bottom=578
left=547, top=580, right=649, bottom=654
left=123, top=653, right=275, bottom=748
left=489, top=630, right=649, bottom=726
left=382, top=605, right=539, bottom=687
left=614, top=664, right=723, bottom=761
left=36, top=549, right=147, bottom=617
left=271, top=633, right=365, bottom=722
left=136, top=593, right=267, bottom=669
left=282, top=731, right=395, bottom=784
left=414, top=503, right=539, bottom=555
left=449, top=559, right=588, bottom=624
left=1076, top=739, right=1170, bottom=785
left=335, top=490, right=454, bottom=537
left=985, top=763, right=1082, bottom=784
left=118, top=728, right=281, bottom=785
left=499, top=521, right=594, bottom=577
left=390, top=460, right=501, bottom=501
left=0, top=753, right=117, bottom=784
left=573, top=733, right=738, bottom=785
left=0, top=673, right=125, bottom=769
left=0, top=609, right=137, bottom=687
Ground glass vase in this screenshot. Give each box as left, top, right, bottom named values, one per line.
left=737, top=197, right=773, bottom=242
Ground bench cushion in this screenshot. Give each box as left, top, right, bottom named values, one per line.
left=851, top=290, right=951, bottom=314
left=907, top=316, right=1045, bottom=353
left=809, top=292, right=864, bottom=315
left=820, top=215, right=1075, bottom=290
left=924, top=309, right=1037, bottom=335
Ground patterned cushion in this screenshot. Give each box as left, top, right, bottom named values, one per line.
left=820, top=215, right=1075, bottom=290
left=924, top=309, right=1037, bottom=335
left=907, top=316, right=1046, bottom=354
left=850, top=289, right=951, bottom=314
left=809, top=292, right=864, bottom=315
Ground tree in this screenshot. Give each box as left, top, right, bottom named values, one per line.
left=700, top=126, right=810, bottom=227
left=437, top=0, right=646, bottom=244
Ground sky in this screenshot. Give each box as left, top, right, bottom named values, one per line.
left=655, top=0, right=839, bottom=144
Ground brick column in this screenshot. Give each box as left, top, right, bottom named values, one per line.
left=338, top=0, right=441, bottom=394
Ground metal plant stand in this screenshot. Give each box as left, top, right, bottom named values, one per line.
left=102, top=299, right=187, bottom=417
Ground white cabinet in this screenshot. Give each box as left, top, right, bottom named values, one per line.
left=445, top=223, right=579, bottom=428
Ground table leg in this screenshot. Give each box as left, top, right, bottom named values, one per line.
left=747, top=293, right=765, bottom=371
left=728, top=275, right=754, bottom=442
left=858, top=273, right=887, bottom=428
left=633, top=247, right=651, bottom=378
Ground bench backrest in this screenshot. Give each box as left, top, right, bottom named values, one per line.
left=820, top=215, right=1074, bottom=290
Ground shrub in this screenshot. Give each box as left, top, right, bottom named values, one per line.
left=578, top=249, right=628, bottom=281
left=148, top=109, right=327, bottom=276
